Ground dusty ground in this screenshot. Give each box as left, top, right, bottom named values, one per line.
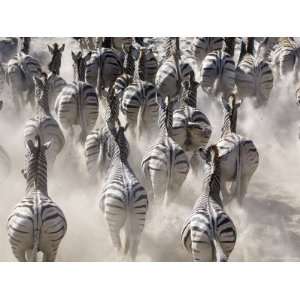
left=1, top=38, right=300, bottom=261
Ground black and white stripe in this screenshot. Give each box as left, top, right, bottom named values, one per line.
left=6, top=52, right=42, bottom=112
left=141, top=96, right=190, bottom=205
left=192, top=37, right=224, bottom=63
left=181, top=145, right=237, bottom=262
left=99, top=123, right=148, bottom=261
left=85, top=48, right=123, bottom=95
left=24, top=75, right=65, bottom=170
left=216, top=95, right=259, bottom=205
left=121, top=80, right=159, bottom=139
left=55, top=81, right=99, bottom=144
left=236, top=38, right=273, bottom=107
left=7, top=136, right=67, bottom=262
left=199, top=37, right=236, bottom=99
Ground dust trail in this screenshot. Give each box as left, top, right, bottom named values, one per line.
left=1, top=38, right=300, bottom=261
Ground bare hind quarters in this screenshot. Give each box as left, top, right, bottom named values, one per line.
left=7, top=212, right=34, bottom=261
left=215, top=213, right=237, bottom=260
left=101, top=192, right=127, bottom=256
left=184, top=216, right=214, bottom=262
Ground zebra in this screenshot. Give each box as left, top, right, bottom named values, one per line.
left=138, top=46, right=158, bottom=84
left=47, top=72, right=67, bottom=112
left=171, top=69, right=211, bottom=152
left=155, top=38, right=194, bottom=102
left=24, top=74, right=65, bottom=170
left=235, top=37, right=274, bottom=107
left=47, top=42, right=65, bottom=75
left=181, top=145, right=237, bottom=262
left=271, top=37, right=300, bottom=83
left=99, top=121, right=148, bottom=261
left=199, top=37, right=236, bottom=100
left=85, top=47, right=123, bottom=97
left=5, top=52, right=42, bottom=112
left=55, top=51, right=99, bottom=144
left=141, top=96, right=190, bottom=205
left=121, top=80, right=159, bottom=140
left=215, top=94, right=259, bottom=205
left=7, top=135, right=67, bottom=262
left=85, top=88, right=122, bottom=179
left=192, top=37, right=224, bottom=63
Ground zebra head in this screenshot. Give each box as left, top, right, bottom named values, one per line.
left=48, top=43, right=65, bottom=75
left=71, top=51, right=92, bottom=82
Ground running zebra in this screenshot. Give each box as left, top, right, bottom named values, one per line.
left=47, top=72, right=67, bottom=112
left=235, top=37, right=274, bottom=107
left=155, top=37, right=194, bottom=102
left=181, top=145, right=237, bottom=262
left=141, top=96, right=190, bottom=205
left=85, top=88, right=122, bottom=178
left=121, top=80, right=159, bottom=140
left=24, top=74, right=65, bottom=170
left=171, top=70, right=211, bottom=153
left=138, top=46, right=158, bottom=83
left=192, top=37, right=224, bottom=63
left=7, top=135, right=67, bottom=262
left=85, top=47, right=123, bottom=96
left=55, top=51, right=99, bottom=144
left=6, top=52, right=42, bottom=112
left=48, top=43, right=65, bottom=75
left=199, top=37, right=236, bottom=99
left=216, top=94, right=259, bottom=205
left=271, top=37, right=300, bottom=83
left=99, top=122, right=148, bottom=261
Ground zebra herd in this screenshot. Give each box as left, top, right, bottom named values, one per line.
left=1, top=36, right=300, bottom=262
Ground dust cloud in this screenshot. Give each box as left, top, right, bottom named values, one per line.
left=0, top=38, right=300, bottom=261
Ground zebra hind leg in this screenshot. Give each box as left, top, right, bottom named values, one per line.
left=12, top=248, right=27, bottom=262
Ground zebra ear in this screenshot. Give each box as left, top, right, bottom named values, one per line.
left=48, top=45, right=53, bottom=54
left=59, top=44, right=65, bottom=52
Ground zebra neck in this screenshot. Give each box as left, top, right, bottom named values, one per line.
left=25, top=157, right=48, bottom=195
left=36, top=97, right=50, bottom=116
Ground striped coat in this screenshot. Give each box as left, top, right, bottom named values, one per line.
left=55, top=81, right=99, bottom=143
left=7, top=136, right=67, bottom=262
left=99, top=125, right=148, bottom=261
left=181, top=145, right=237, bottom=262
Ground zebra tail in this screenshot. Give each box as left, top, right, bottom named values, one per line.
left=235, top=137, right=242, bottom=206
left=136, top=96, right=146, bottom=140
left=212, top=238, right=227, bottom=262
left=30, top=194, right=41, bottom=262
left=123, top=216, right=131, bottom=257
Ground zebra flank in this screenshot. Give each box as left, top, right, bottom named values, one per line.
left=7, top=136, right=67, bottom=262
